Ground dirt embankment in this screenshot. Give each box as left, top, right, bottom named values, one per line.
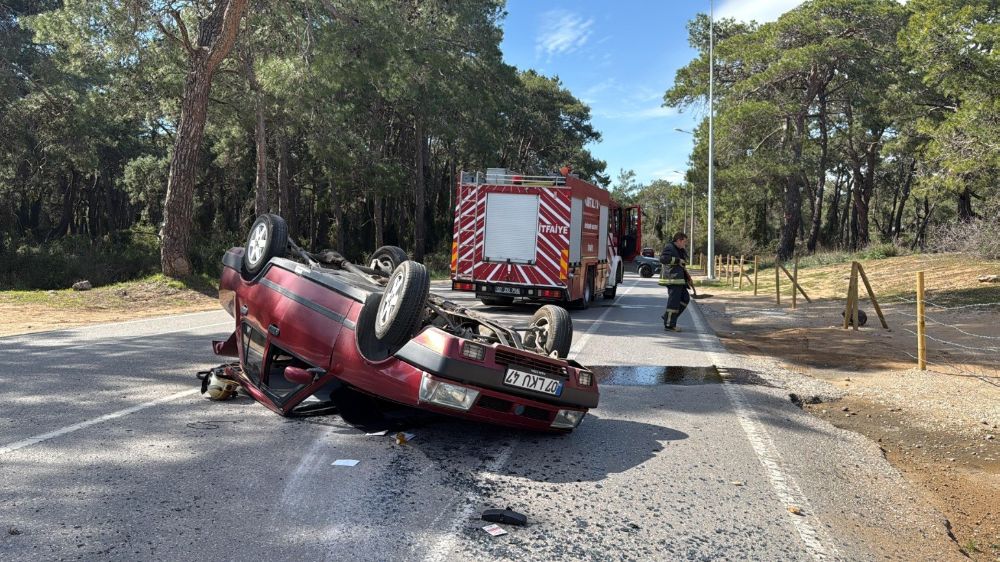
left=697, top=254, right=999, bottom=560
left=0, top=276, right=218, bottom=337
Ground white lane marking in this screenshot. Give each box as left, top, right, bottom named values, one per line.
left=568, top=280, right=636, bottom=359
left=688, top=302, right=839, bottom=560
left=0, top=388, right=201, bottom=456
left=423, top=439, right=518, bottom=562
left=20, top=322, right=231, bottom=352
left=0, top=309, right=225, bottom=341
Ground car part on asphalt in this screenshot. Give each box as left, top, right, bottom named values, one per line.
left=482, top=508, right=528, bottom=526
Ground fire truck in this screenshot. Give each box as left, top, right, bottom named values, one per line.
left=450, top=167, right=641, bottom=309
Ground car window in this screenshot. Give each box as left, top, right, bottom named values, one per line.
left=262, top=345, right=311, bottom=404
left=241, top=322, right=267, bottom=386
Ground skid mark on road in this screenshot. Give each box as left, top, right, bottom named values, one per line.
left=0, top=388, right=200, bottom=456
left=689, top=302, right=840, bottom=561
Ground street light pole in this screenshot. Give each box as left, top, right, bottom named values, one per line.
left=707, top=0, right=715, bottom=280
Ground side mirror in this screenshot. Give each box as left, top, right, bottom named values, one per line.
left=284, top=366, right=315, bottom=386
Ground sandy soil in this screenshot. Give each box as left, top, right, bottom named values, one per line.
left=697, top=287, right=999, bottom=560
left=0, top=278, right=218, bottom=337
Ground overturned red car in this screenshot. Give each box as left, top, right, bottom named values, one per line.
left=199, top=214, right=598, bottom=432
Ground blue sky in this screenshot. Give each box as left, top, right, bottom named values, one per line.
left=498, top=0, right=805, bottom=186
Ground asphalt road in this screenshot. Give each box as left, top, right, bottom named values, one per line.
left=0, top=272, right=962, bottom=561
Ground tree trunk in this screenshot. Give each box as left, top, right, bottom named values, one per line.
left=373, top=192, right=384, bottom=248
left=49, top=169, right=79, bottom=240
left=413, top=118, right=426, bottom=260
left=278, top=133, right=292, bottom=229
left=245, top=48, right=268, bottom=217
left=891, top=160, right=915, bottom=241
left=161, top=0, right=249, bottom=277
left=957, top=188, right=974, bottom=221
left=777, top=115, right=804, bottom=260
left=807, top=92, right=829, bottom=252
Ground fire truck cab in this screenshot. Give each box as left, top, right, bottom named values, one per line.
left=450, top=167, right=641, bottom=309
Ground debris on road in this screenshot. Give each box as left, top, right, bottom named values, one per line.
left=482, top=524, right=507, bottom=537
left=787, top=505, right=804, bottom=516
left=332, top=459, right=360, bottom=467
left=365, top=430, right=388, bottom=436
left=394, top=432, right=416, bottom=445
left=482, top=508, right=528, bottom=526
left=731, top=481, right=744, bottom=486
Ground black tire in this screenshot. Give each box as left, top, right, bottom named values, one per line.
left=480, top=296, right=515, bottom=306
left=242, top=214, right=288, bottom=278
left=527, top=305, right=573, bottom=358
left=368, top=246, right=409, bottom=276
left=572, top=269, right=594, bottom=310
left=603, top=284, right=617, bottom=299
left=356, top=293, right=392, bottom=361
left=375, top=261, right=430, bottom=346
left=616, top=262, right=624, bottom=284
left=638, top=264, right=653, bottom=278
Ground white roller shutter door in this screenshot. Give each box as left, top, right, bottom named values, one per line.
left=483, top=193, right=539, bottom=264
left=598, top=205, right=609, bottom=260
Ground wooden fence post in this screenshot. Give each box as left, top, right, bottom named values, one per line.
left=775, top=257, right=781, bottom=306
left=791, top=257, right=799, bottom=309
left=753, top=256, right=759, bottom=296
left=843, top=262, right=858, bottom=329
left=738, top=256, right=746, bottom=290
left=917, top=271, right=926, bottom=370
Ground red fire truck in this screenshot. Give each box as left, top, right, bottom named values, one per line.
left=450, top=167, right=641, bottom=309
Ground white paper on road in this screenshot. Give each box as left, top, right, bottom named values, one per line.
left=482, top=524, right=507, bottom=537
left=332, top=459, right=360, bottom=467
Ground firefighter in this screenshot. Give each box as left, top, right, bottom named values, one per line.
left=658, top=232, right=693, bottom=332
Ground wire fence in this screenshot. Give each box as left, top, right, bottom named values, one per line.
left=879, top=294, right=1000, bottom=384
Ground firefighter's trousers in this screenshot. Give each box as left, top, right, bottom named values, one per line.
left=663, top=286, right=690, bottom=328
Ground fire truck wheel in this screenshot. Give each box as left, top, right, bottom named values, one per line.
left=638, top=264, right=653, bottom=278
left=242, top=214, right=288, bottom=279
left=616, top=262, right=624, bottom=284
left=369, top=246, right=409, bottom=276
left=480, top=296, right=515, bottom=306
left=528, top=305, right=573, bottom=358
left=603, top=284, right=617, bottom=299
left=375, top=261, right=430, bottom=346
left=573, top=269, right=594, bottom=309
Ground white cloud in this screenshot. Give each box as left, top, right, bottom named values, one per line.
left=535, top=10, right=595, bottom=59
left=597, top=106, right=678, bottom=120
left=715, top=0, right=804, bottom=23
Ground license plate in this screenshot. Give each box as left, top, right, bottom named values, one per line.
left=495, top=286, right=522, bottom=295
left=503, top=368, right=563, bottom=396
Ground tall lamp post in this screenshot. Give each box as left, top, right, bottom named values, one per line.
left=707, top=0, right=715, bottom=280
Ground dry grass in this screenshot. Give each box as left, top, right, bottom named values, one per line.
left=700, top=253, right=1000, bottom=307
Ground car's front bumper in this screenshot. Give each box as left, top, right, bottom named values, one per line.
left=392, top=329, right=598, bottom=431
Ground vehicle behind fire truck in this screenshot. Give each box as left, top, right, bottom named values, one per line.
left=450, top=168, right=641, bottom=309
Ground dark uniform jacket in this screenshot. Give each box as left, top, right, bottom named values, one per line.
left=658, top=242, right=688, bottom=286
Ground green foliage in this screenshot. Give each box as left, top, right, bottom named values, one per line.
left=1, top=227, right=161, bottom=290
left=858, top=242, right=904, bottom=260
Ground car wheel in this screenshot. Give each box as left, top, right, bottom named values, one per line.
left=375, top=261, right=430, bottom=346
left=480, top=296, right=515, bottom=306
left=369, top=246, right=409, bottom=276
left=526, top=305, right=573, bottom=358
left=242, top=214, right=288, bottom=278
left=638, top=264, right=653, bottom=278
